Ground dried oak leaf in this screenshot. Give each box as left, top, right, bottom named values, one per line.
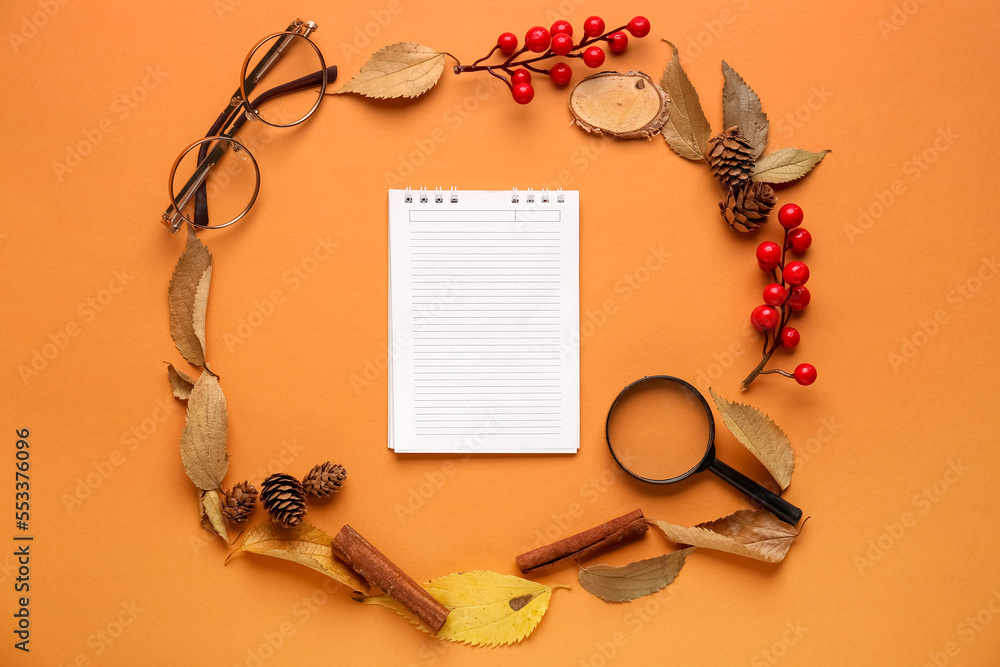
left=752, top=148, right=830, bottom=184
left=335, top=42, right=445, bottom=99
left=168, top=225, right=212, bottom=366
left=659, top=41, right=712, bottom=159
left=179, top=371, right=228, bottom=491
left=650, top=510, right=798, bottom=563
left=721, top=61, right=768, bottom=160
left=578, top=547, right=695, bottom=602
left=166, top=362, right=195, bottom=400
left=227, top=521, right=368, bottom=594
left=361, top=570, right=565, bottom=647
left=710, top=388, right=794, bottom=490
left=200, top=488, right=228, bottom=542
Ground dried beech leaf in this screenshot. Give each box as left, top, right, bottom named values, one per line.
left=721, top=61, right=768, bottom=159
left=650, top=510, right=798, bottom=563
left=361, top=571, right=562, bottom=646
left=335, top=42, right=445, bottom=99
left=179, top=371, right=228, bottom=490
left=229, top=521, right=369, bottom=593
left=192, top=265, right=212, bottom=356
left=168, top=226, right=212, bottom=366
left=659, top=43, right=711, bottom=159
left=579, top=547, right=695, bottom=602
left=200, top=489, right=228, bottom=541
left=752, top=148, right=829, bottom=184
left=166, top=362, right=195, bottom=400
left=569, top=71, right=670, bottom=139
left=709, top=388, right=794, bottom=489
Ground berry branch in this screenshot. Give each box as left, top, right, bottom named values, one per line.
left=452, top=16, right=651, bottom=103
left=741, top=203, right=817, bottom=391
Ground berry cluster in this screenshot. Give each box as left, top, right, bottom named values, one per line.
left=742, top=203, right=817, bottom=389
left=455, top=16, right=651, bottom=104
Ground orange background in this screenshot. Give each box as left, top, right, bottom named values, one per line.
left=3, top=0, right=999, bottom=665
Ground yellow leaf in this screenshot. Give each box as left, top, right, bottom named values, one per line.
left=335, top=42, right=445, bottom=99
left=709, top=388, right=794, bottom=489
left=179, top=371, right=228, bottom=490
left=650, top=510, right=799, bottom=563
left=579, top=547, right=695, bottom=602
left=659, top=41, right=712, bottom=160
left=228, top=521, right=369, bottom=594
left=166, top=362, right=195, bottom=400
left=168, top=225, right=212, bottom=366
left=361, top=571, right=562, bottom=646
left=752, top=148, right=829, bottom=184
left=200, top=489, right=228, bottom=541
left=721, top=61, right=768, bottom=159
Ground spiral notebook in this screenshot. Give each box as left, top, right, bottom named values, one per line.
left=389, top=188, right=580, bottom=454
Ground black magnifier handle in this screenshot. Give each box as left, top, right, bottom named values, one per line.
left=707, top=459, right=802, bottom=525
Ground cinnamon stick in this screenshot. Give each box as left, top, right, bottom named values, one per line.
left=515, top=509, right=647, bottom=574
left=332, top=524, right=449, bottom=632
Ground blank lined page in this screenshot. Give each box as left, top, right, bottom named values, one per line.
left=388, top=189, right=579, bottom=454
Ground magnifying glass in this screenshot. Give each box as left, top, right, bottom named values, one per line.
left=605, top=375, right=802, bottom=525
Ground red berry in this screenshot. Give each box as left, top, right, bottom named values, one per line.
left=582, top=46, right=605, bottom=68
left=763, top=283, right=787, bottom=307
left=751, top=305, right=780, bottom=332
left=787, top=286, right=811, bottom=311
left=756, top=241, right=782, bottom=271
left=512, top=82, right=534, bottom=104
left=525, top=26, right=551, bottom=53
left=794, top=363, right=817, bottom=386
left=583, top=16, right=605, bottom=37
left=627, top=16, right=651, bottom=37
left=787, top=228, right=812, bottom=253
left=780, top=327, right=800, bottom=349
left=783, top=261, right=810, bottom=286
left=511, top=68, right=531, bottom=85
left=608, top=31, right=628, bottom=53
left=549, top=62, right=573, bottom=86
left=551, top=32, right=574, bottom=55
left=778, top=203, right=803, bottom=229
left=497, top=32, right=518, bottom=54
left=550, top=19, right=573, bottom=37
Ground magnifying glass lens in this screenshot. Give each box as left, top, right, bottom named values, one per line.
left=606, top=378, right=712, bottom=480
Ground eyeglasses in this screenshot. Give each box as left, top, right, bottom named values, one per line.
left=161, top=18, right=335, bottom=233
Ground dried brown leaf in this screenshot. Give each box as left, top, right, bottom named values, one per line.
left=578, top=547, right=695, bottom=602
left=179, top=371, right=228, bottom=490
left=710, top=388, right=794, bottom=489
left=335, top=42, right=445, bottom=99
left=229, top=521, right=369, bottom=593
left=650, top=510, right=798, bottom=563
left=168, top=226, right=212, bottom=366
left=166, top=362, right=195, bottom=400
left=659, top=42, right=711, bottom=159
left=192, top=265, right=212, bottom=357
left=200, top=489, right=228, bottom=541
left=721, top=61, right=768, bottom=159
left=752, top=148, right=829, bottom=184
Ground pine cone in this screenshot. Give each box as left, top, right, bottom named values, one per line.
left=706, top=126, right=755, bottom=186
left=260, top=473, right=307, bottom=528
left=221, top=481, right=258, bottom=524
left=302, top=462, right=347, bottom=498
left=719, top=181, right=777, bottom=233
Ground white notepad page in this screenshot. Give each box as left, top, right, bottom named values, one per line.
left=389, top=189, right=580, bottom=454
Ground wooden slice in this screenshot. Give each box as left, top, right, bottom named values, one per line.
left=569, top=71, right=670, bottom=139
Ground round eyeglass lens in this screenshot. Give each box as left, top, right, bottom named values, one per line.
left=240, top=33, right=326, bottom=127
left=169, top=136, right=260, bottom=229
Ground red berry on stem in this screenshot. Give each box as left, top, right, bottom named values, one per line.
left=627, top=16, right=651, bottom=37
left=787, top=286, right=811, bottom=311
left=525, top=26, right=551, bottom=53
left=751, top=305, right=780, bottom=332
left=778, top=203, right=804, bottom=229
left=497, top=32, right=518, bottom=54
left=756, top=241, right=782, bottom=271
left=780, top=327, right=800, bottom=349
left=583, top=16, right=605, bottom=37
left=550, top=19, right=573, bottom=37
left=763, top=283, right=787, bottom=307
left=551, top=32, right=574, bottom=55
left=783, top=261, right=810, bottom=286
left=608, top=31, right=628, bottom=53
left=787, top=228, right=812, bottom=253
left=794, top=363, right=817, bottom=386
left=582, top=46, right=605, bottom=68
left=549, top=62, right=573, bottom=86
left=512, top=82, right=534, bottom=104
left=511, top=68, right=531, bottom=85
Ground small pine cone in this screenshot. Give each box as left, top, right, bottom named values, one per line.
left=706, top=126, right=756, bottom=186
left=221, top=481, right=258, bottom=524
left=302, top=462, right=347, bottom=498
left=260, top=473, right=307, bottom=528
left=719, top=181, right=777, bottom=233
